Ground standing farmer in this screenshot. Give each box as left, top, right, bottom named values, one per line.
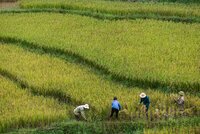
left=174, top=91, right=184, bottom=111
left=74, top=104, right=89, bottom=121
left=110, top=97, right=121, bottom=119
left=139, top=92, right=150, bottom=117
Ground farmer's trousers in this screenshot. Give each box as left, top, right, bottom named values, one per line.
left=110, top=108, right=119, bottom=118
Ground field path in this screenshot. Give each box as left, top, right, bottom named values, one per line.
left=0, top=2, right=18, bottom=9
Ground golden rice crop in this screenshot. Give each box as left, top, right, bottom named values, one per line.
left=0, top=75, right=68, bottom=133
left=0, top=44, right=199, bottom=121
left=0, top=13, right=199, bottom=91
left=19, top=0, right=200, bottom=18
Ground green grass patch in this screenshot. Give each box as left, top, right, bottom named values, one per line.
left=7, top=117, right=200, bottom=134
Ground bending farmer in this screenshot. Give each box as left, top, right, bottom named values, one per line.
left=74, top=104, right=89, bottom=121
left=139, top=92, right=150, bottom=115
left=110, top=97, right=121, bottom=119
left=174, top=91, right=184, bottom=111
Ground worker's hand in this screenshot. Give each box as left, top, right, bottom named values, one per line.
left=174, top=99, right=177, bottom=103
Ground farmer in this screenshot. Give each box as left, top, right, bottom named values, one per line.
left=174, top=91, right=184, bottom=111
left=74, top=104, right=89, bottom=121
left=110, top=97, right=121, bottom=119
left=139, top=92, right=150, bottom=117
left=154, top=108, right=161, bottom=119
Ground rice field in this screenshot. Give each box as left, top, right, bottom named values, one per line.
left=0, top=0, right=200, bottom=133
left=0, top=13, right=199, bottom=93
left=0, top=75, right=68, bottom=133
left=19, top=0, right=200, bottom=18
left=0, top=44, right=199, bottom=121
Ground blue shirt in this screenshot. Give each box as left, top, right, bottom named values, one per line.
left=111, top=100, right=121, bottom=110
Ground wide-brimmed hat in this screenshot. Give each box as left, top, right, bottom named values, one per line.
left=84, top=104, right=89, bottom=109
left=140, top=93, right=146, bottom=98
left=179, top=91, right=184, bottom=96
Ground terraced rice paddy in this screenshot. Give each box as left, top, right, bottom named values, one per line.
left=0, top=13, right=200, bottom=94
left=0, top=0, right=199, bottom=133
left=20, top=0, right=200, bottom=18
left=0, top=42, right=200, bottom=132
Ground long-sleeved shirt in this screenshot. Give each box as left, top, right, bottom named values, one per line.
left=140, top=96, right=150, bottom=106
left=74, top=105, right=87, bottom=120
left=111, top=100, right=121, bottom=110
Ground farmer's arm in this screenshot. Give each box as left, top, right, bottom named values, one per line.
left=140, top=98, right=143, bottom=104
left=174, top=97, right=181, bottom=104
left=118, top=103, right=121, bottom=110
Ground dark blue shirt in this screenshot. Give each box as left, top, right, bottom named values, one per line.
left=111, top=100, right=121, bottom=110
left=140, top=96, right=150, bottom=106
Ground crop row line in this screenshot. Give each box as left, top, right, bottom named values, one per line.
left=0, top=36, right=199, bottom=95
left=0, top=8, right=199, bottom=23
left=0, top=68, right=87, bottom=112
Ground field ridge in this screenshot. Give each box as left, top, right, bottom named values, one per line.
left=19, top=0, right=200, bottom=17
left=1, top=36, right=199, bottom=95
left=0, top=74, right=68, bottom=133
left=7, top=116, right=200, bottom=134
left=0, top=8, right=200, bottom=23
left=0, top=68, right=83, bottom=108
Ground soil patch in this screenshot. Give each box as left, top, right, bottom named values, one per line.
left=0, top=2, right=18, bottom=9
